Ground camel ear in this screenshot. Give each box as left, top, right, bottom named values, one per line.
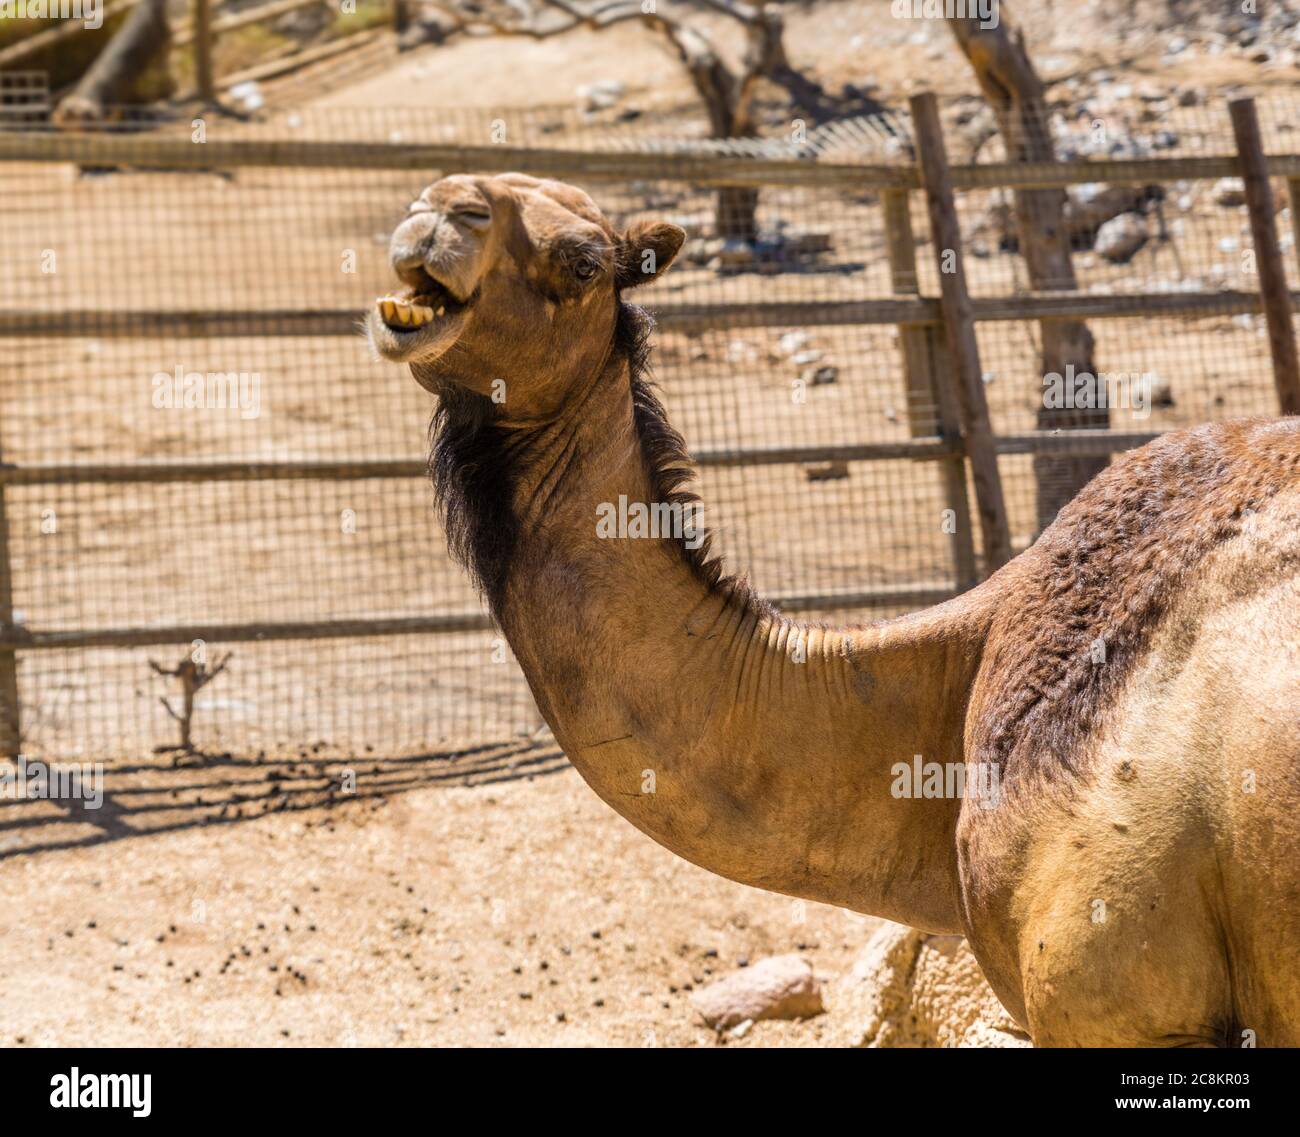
left=617, top=221, right=686, bottom=289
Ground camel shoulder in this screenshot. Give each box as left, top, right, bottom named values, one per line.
left=968, top=418, right=1300, bottom=783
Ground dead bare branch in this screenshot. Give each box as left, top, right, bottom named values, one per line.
left=54, top=0, right=170, bottom=127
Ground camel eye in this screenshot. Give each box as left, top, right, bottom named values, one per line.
left=452, top=206, right=490, bottom=225
left=574, top=259, right=599, bottom=282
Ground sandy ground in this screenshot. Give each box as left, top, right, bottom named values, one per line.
left=0, top=753, right=873, bottom=1047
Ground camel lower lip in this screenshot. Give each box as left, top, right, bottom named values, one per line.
left=368, top=305, right=465, bottom=363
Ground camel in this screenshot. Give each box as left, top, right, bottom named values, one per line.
left=367, top=172, right=1300, bottom=1047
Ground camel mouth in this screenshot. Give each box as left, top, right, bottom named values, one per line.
left=377, top=268, right=471, bottom=329
left=367, top=269, right=474, bottom=363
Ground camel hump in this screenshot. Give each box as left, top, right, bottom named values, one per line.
left=970, top=417, right=1300, bottom=784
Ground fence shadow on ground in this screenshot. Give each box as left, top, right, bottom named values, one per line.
left=0, top=739, right=568, bottom=861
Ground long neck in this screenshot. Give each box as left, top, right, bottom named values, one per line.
left=441, top=337, right=992, bottom=932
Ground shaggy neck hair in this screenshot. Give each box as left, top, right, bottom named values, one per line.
left=422, top=303, right=767, bottom=618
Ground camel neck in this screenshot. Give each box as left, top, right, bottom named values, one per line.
left=460, top=344, right=988, bottom=931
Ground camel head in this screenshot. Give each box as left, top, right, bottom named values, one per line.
left=367, top=173, right=685, bottom=414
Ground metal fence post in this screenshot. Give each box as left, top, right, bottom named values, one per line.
left=882, top=188, right=978, bottom=591
left=1230, top=97, right=1300, bottom=415
left=909, top=92, right=1013, bottom=573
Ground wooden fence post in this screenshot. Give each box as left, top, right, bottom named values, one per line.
left=909, top=92, right=1013, bottom=572
left=1290, top=179, right=1300, bottom=284
left=882, top=188, right=978, bottom=591
left=193, top=0, right=215, bottom=105
left=1230, top=97, right=1300, bottom=415
left=0, top=470, right=19, bottom=757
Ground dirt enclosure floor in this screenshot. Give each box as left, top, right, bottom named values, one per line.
left=0, top=750, right=873, bottom=1047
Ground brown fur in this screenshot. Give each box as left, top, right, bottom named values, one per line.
left=423, top=299, right=766, bottom=615
left=974, top=418, right=1300, bottom=788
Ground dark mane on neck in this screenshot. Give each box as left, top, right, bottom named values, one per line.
left=620, top=305, right=771, bottom=617
left=425, top=375, right=520, bottom=610
left=424, top=302, right=769, bottom=617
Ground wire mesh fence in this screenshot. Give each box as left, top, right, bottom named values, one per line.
left=1, top=96, right=1296, bottom=761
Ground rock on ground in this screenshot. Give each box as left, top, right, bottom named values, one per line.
left=1068, top=183, right=1160, bottom=243
left=690, top=954, right=825, bottom=1031
left=1094, top=212, right=1148, bottom=263
left=828, top=922, right=1030, bottom=1048
left=1213, top=177, right=1247, bottom=208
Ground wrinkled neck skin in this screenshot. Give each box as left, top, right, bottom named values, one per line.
left=458, top=347, right=991, bottom=933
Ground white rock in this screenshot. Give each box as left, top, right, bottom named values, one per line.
left=690, top=954, right=824, bottom=1031
left=228, top=80, right=264, bottom=112
left=1213, top=177, right=1247, bottom=207
left=1094, top=213, right=1148, bottom=263
left=777, top=331, right=810, bottom=357
left=577, top=79, right=626, bottom=112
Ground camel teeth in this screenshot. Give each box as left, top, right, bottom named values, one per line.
left=379, top=296, right=443, bottom=329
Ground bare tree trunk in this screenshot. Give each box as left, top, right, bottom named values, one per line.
left=658, top=16, right=760, bottom=242
left=466, top=1, right=866, bottom=242
left=716, top=186, right=760, bottom=242
left=949, top=10, right=1107, bottom=533
left=54, top=0, right=170, bottom=126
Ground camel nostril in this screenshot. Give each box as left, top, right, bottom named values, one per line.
left=389, top=210, right=443, bottom=280
left=393, top=257, right=432, bottom=289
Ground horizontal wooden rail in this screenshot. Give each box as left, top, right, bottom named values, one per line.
left=667, top=290, right=1290, bottom=327
left=5, top=131, right=1300, bottom=191
left=0, top=582, right=958, bottom=650
left=952, top=155, right=1296, bottom=189
left=994, top=429, right=1162, bottom=456
left=696, top=438, right=956, bottom=466
left=970, top=289, right=1289, bottom=322
left=2, top=289, right=1290, bottom=340
left=0, top=134, right=904, bottom=190
left=0, top=614, right=493, bottom=650
left=0, top=459, right=426, bottom=485
left=0, top=439, right=957, bottom=486
left=0, top=431, right=1161, bottom=488
left=0, top=302, right=933, bottom=337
